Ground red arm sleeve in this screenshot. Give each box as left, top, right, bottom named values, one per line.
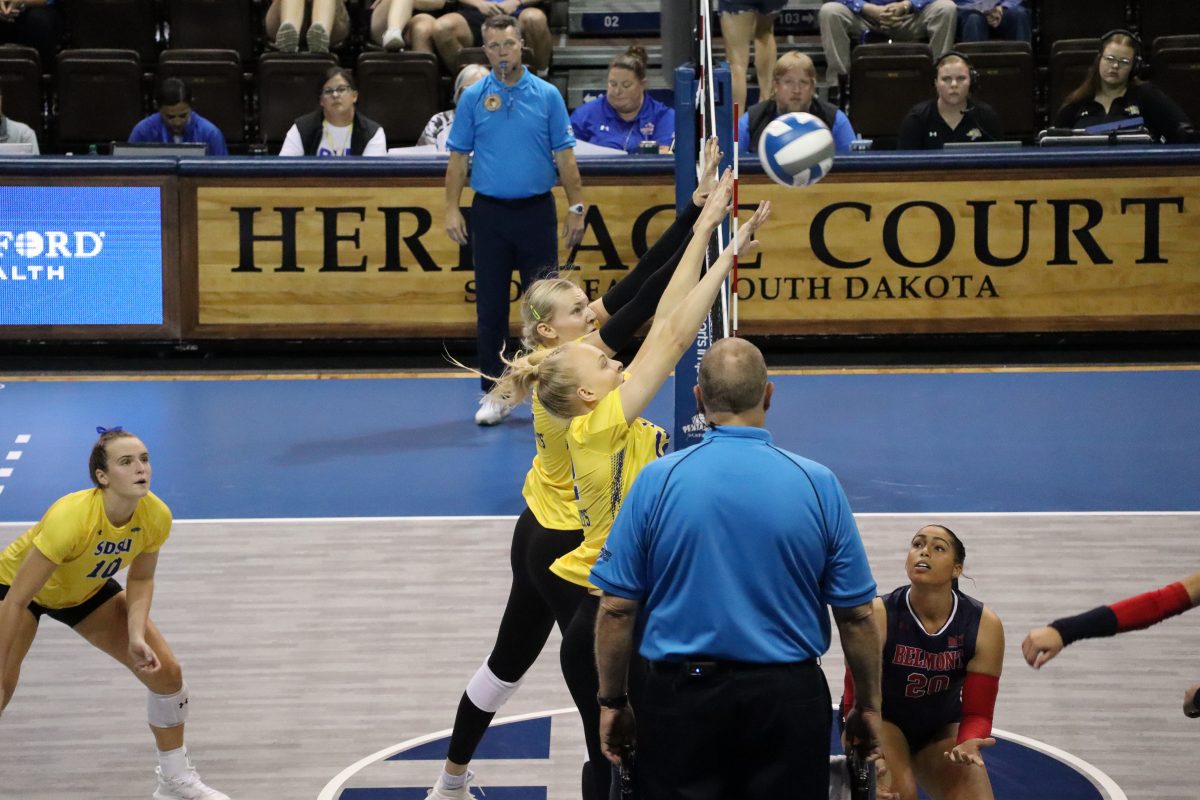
left=957, top=671, right=999, bottom=743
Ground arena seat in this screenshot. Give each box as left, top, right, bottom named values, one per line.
left=255, top=52, right=339, bottom=148
left=55, top=49, right=146, bottom=149
left=1141, top=3, right=1200, bottom=53
left=165, top=0, right=259, bottom=63
left=158, top=50, right=247, bottom=144
left=848, top=49, right=934, bottom=148
left=1147, top=47, right=1200, bottom=131
left=1047, top=48, right=1101, bottom=126
left=355, top=52, right=441, bottom=147
left=955, top=41, right=1036, bottom=141
left=0, top=45, right=43, bottom=139
left=66, top=0, right=162, bottom=63
left=1037, top=0, right=1128, bottom=60
left=1151, top=35, right=1200, bottom=60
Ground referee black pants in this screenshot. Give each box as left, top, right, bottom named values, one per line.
left=470, top=191, right=559, bottom=391
left=636, top=660, right=831, bottom=800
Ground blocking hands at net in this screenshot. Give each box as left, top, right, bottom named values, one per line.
left=1021, top=568, right=1200, bottom=717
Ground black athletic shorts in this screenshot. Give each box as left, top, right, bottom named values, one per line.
left=0, top=577, right=123, bottom=627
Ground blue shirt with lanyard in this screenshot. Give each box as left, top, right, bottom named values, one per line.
left=590, top=425, right=877, bottom=663
left=569, top=93, right=675, bottom=153
left=446, top=66, right=576, bottom=199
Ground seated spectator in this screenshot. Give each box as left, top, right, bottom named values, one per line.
left=1055, top=30, right=1195, bottom=144
left=266, top=0, right=349, bottom=54
left=129, top=78, right=228, bottom=156
left=431, top=0, right=551, bottom=75
left=738, top=52, right=856, bottom=155
left=955, top=0, right=1030, bottom=44
left=279, top=67, right=388, bottom=156
left=0, top=0, right=60, bottom=68
left=818, top=0, right=956, bottom=85
left=369, top=0, right=440, bottom=53
left=570, top=46, right=675, bottom=154
left=897, top=51, right=1001, bottom=148
left=0, top=83, right=38, bottom=153
left=418, top=63, right=488, bottom=149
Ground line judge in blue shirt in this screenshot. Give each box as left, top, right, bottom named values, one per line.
left=570, top=46, right=675, bottom=154
left=738, top=52, right=856, bottom=156
left=444, top=13, right=586, bottom=426
left=128, top=78, right=228, bottom=156
left=591, top=337, right=885, bottom=800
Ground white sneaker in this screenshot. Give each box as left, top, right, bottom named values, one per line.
left=474, top=395, right=513, bottom=426
left=153, top=765, right=231, bottom=800
left=426, top=769, right=477, bottom=800
left=382, top=27, right=405, bottom=51
left=306, top=22, right=330, bottom=53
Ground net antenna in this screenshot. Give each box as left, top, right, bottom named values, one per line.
left=696, top=0, right=733, bottom=339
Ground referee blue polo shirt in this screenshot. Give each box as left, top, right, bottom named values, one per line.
left=590, top=425, right=877, bottom=663
left=446, top=67, right=576, bottom=199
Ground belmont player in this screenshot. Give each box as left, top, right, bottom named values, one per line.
left=1022, top=568, right=1200, bottom=718
left=844, top=525, right=1003, bottom=800
left=0, top=428, right=229, bottom=800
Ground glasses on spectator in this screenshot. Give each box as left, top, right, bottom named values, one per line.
left=1101, top=54, right=1133, bottom=68
left=322, top=85, right=353, bottom=97
left=485, top=40, right=520, bottom=53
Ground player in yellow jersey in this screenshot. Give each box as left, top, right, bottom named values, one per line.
left=0, top=428, right=229, bottom=800
left=428, top=144, right=726, bottom=800
left=489, top=168, right=770, bottom=798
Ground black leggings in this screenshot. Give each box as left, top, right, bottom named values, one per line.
left=446, top=508, right=586, bottom=764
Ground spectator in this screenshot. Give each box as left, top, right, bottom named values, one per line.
left=0, top=0, right=60, bottom=69
left=0, top=83, right=38, bottom=154
left=442, top=14, right=584, bottom=424
left=819, top=0, right=956, bottom=85
left=591, top=337, right=885, bottom=799
left=738, top=51, right=856, bottom=155
left=369, top=0, right=440, bottom=53
left=954, top=0, right=1030, bottom=44
left=418, top=63, right=488, bottom=149
left=570, top=46, right=675, bottom=154
left=129, top=79, right=228, bottom=156
left=266, top=0, right=349, bottom=54
left=719, top=0, right=787, bottom=113
left=431, top=0, right=551, bottom=75
left=897, top=51, right=1001, bottom=148
left=279, top=67, right=387, bottom=156
left=1055, top=30, right=1196, bottom=144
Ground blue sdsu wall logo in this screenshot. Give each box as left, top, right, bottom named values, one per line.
left=319, top=707, right=1127, bottom=800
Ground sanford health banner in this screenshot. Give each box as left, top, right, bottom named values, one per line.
left=193, top=173, right=1198, bottom=336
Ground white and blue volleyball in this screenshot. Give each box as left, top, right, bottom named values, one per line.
left=757, top=112, right=835, bottom=188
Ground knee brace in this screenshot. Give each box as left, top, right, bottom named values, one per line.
left=148, top=682, right=190, bottom=729
left=465, top=663, right=523, bottom=713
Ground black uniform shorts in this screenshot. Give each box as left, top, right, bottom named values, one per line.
left=0, top=577, right=123, bottom=627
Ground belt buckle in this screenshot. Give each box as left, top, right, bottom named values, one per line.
left=685, top=660, right=718, bottom=678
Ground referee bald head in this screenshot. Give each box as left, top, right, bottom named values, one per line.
left=694, top=337, right=773, bottom=424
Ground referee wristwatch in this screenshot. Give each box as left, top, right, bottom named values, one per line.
left=597, top=692, right=629, bottom=709
left=568, top=203, right=586, bottom=215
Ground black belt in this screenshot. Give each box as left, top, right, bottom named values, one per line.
left=649, top=658, right=817, bottom=677
left=474, top=191, right=553, bottom=209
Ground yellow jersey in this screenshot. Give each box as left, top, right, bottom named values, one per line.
left=0, top=489, right=172, bottom=609
left=521, top=388, right=581, bottom=531
left=551, top=385, right=668, bottom=588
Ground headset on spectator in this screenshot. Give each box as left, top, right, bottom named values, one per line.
left=1099, top=29, right=1144, bottom=74
left=934, top=50, right=979, bottom=92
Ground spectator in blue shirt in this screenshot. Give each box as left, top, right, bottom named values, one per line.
left=129, top=79, right=229, bottom=156
left=819, top=0, right=956, bottom=84
left=738, top=52, right=856, bottom=155
left=570, top=46, right=675, bottom=154
left=955, top=0, right=1030, bottom=44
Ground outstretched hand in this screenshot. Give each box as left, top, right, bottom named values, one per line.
left=1021, top=626, right=1065, bottom=669
left=692, top=137, right=723, bottom=206
left=945, top=737, right=995, bottom=767
left=734, top=200, right=771, bottom=255
left=695, top=169, right=733, bottom=232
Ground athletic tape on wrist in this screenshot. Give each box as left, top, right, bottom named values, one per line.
left=148, top=682, right=189, bottom=729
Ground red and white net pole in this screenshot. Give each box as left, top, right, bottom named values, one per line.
left=731, top=101, right=740, bottom=337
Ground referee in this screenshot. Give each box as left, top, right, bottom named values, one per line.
left=590, top=338, right=886, bottom=799
left=443, top=14, right=586, bottom=426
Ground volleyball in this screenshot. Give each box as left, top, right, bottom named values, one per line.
left=757, top=112, right=835, bottom=188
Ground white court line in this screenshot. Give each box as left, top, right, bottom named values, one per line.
left=0, top=468, right=11, bottom=478
left=5, top=451, right=21, bottom=461
left=0, top=486, right=5, bottom=496
left=316, top=706, right=577, bottom=800
left=14, top=434, right=30, bottom=444
left=315, top=710, right=1127, bottom=800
